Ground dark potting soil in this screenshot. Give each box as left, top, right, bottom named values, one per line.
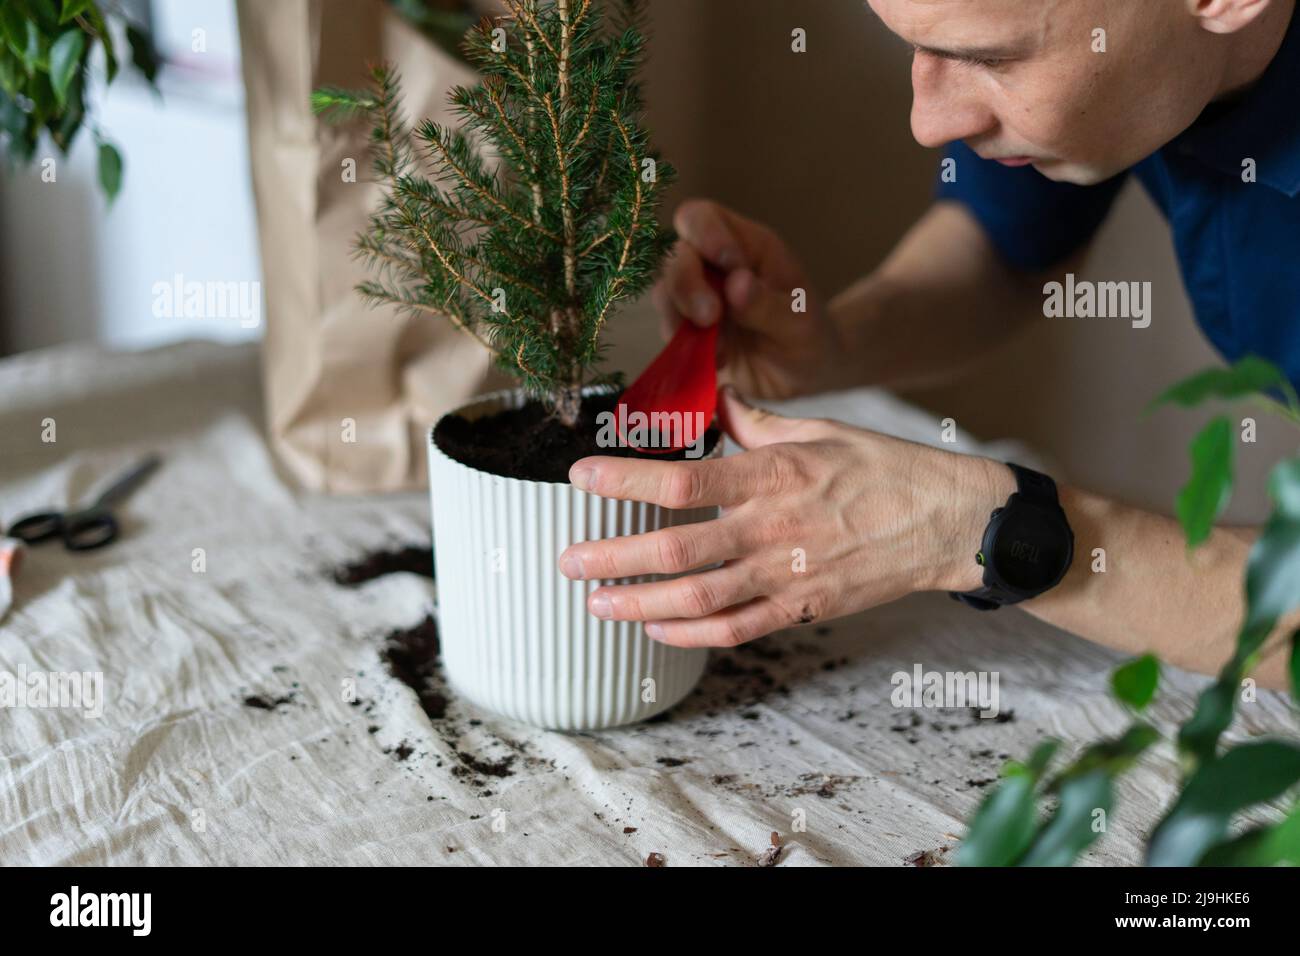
left=433, top=390, right=723, bottom=484
left=333, top=546, right=435, bottom=586
left=243, top=692, right=297, bottom=711
left=379, top=614, right=447, bottom=721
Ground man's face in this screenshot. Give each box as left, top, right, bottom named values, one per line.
left=867, top=0, right=1223, bottom=184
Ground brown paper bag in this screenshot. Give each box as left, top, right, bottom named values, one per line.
left=237, top=0, right=511, bottom=494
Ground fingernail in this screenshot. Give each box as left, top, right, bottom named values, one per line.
left=589, top=593, right=612, bottom=619
left=559, top=551, right=584, bottom=579
left=570, top=465, right=593, bottom=490
left=645, top=622, right=664, bottom=640
left=692, top=292, right=716, bottom=324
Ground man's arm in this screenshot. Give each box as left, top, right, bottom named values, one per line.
left=942, top=446, right=1293, bottom=691
left=831, top=202, right=1292, bottom=688
left=1026, top=486, right=1293, bottom=690
left=826, top=201, right=1082, bottom=391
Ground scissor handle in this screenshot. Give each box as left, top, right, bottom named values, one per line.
left=6, top=511, right=64, bottom=544
left=62, top=509, right=119, bottom=551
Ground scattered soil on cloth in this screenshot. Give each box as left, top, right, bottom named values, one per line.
left=243, top=692, right=297, bottom=711
left=333, top=545, right=434, bottom=585
left=366, top=613, right=556, bottom=789
left=379, top=615, right=447, bottom=721
left=433, top=390, right=723, bottom=483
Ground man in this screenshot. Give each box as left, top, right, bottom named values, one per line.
left=557, top=0, right=1299, bottom=689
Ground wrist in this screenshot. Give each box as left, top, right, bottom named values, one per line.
left=929, top=455, right=1017, bottom=593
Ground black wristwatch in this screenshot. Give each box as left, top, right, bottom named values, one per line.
left=950, top=463, right=1074, bottom=611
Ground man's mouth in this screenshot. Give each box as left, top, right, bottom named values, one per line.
left=991, top=155, right=1035, bottom=167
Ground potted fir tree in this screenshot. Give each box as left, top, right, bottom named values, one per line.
left=314, top=0, right=721, bottom=729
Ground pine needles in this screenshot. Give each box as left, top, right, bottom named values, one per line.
left=313, top=0, right=676, bottom=427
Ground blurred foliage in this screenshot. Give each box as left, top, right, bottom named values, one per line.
left=0, top=0, right=159, bottom=203
left=961, top=355, right=1300, bottom=866
left=388, top=0, right=479, bottom=64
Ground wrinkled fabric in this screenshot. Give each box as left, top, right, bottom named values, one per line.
left=0, top=339, right=1291, bottom=866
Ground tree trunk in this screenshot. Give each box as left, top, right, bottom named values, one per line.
left=552, top=383, right=582, bottom=429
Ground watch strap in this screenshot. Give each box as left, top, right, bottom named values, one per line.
left=1008, top=462, right=1060, bottom=508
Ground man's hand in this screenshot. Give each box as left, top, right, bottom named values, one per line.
left=652, top=199, right=849, bottom=400
left=557, top=387, right=1012, bottom=647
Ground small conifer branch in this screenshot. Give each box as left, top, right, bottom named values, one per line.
left=611, top=111, right=644, bottom=273
left=322, top=2, right=674, bottom=428
left=572, top=82, right=600, bottom=151
left=512, top=0, right=559, bottom=61
left=557, top=0, right=572, bottom=104
left=360, top=283, right=497, bottom=354
left=480, top=79, right=544, bottom=223
left=416, top=122, right=561, bottom=243
left=404, top=212, right=503, bottom=315
left=579, top=230, right=612, bottom=258
left=586, top=110, right=645, bottom=345
left=542, top=93, right=578, bottom=303
left=396, top=177, right=496, bottom=229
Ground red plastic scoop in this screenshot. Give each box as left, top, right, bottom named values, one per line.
left=617, top=269, right=723, bottom=454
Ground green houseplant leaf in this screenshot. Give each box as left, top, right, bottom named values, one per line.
left=0, top=1, right=159, bottom=198
left=1290, top=631, right=1300, bottom=708
left=1150, top=355, right=1288, bottom=411
left=1177, top=676, right=1239, bottom=766
left=1047, top=723, right=1160, bottom=790
left=1147, top=740, right=1300, bottom=866
left=97, top=139, right=121, bottom=203
left=60, top=0, right=96, bottom=25
left=48, top=26, right=84, bottom=107
left=1242, top=458, right=1300, bottom=642
left=1019, top=769, right=1112, bottom=867
left=1176, top=417, right=1234, bottom=549
left=1198, top=802, right=1300, bottom=866
left=1111, top=655, right=1160, bottom=711
left=125, top=23, right=158, bottom=85
left=957, top=765, right=1039, bottom=867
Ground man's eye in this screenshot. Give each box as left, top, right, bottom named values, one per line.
left=913, top=45, right=1004, bottom=69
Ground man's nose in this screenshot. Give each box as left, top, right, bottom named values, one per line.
left=909, top=53, right=996, bottom=149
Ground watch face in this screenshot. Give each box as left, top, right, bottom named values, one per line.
left=990, top=504, right=1071, bottom=592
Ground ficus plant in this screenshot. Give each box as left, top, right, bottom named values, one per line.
left=960, top=355, right=1300, bottom=867
left=312, top=0, right=676, bottom=428
left=0, top=0, right=159, bottom=203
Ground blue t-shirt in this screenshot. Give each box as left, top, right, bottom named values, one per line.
left=935, top=6, right=1300, bottom=388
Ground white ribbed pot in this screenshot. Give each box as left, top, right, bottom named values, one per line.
left=428, top=385, right=720, bottom=731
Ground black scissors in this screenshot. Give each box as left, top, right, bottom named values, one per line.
left=6, top=455, right=161, bottom=551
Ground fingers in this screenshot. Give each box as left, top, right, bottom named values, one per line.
left=717, top=386, right=813, bottom=450
left=672, top=199, right=762, bottom=273
left=585, top=562, right=766, bottom=622
left=568, top=453, right=777, bottom=509
left=658, top=241, right=721, bottom=329
left=653, top=199, right=791, bottom=335
left=643, top=596, right=795, bottom=649
left=560, top=518, right=745, bottom=582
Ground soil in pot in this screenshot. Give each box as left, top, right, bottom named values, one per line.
left=434, top=390, right=723, bottom=483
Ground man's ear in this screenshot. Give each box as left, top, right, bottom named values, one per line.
left=1188, top=0, right=1274, bottom=35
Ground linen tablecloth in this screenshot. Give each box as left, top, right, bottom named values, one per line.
left=1, top=338, right=1292, bottom=866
